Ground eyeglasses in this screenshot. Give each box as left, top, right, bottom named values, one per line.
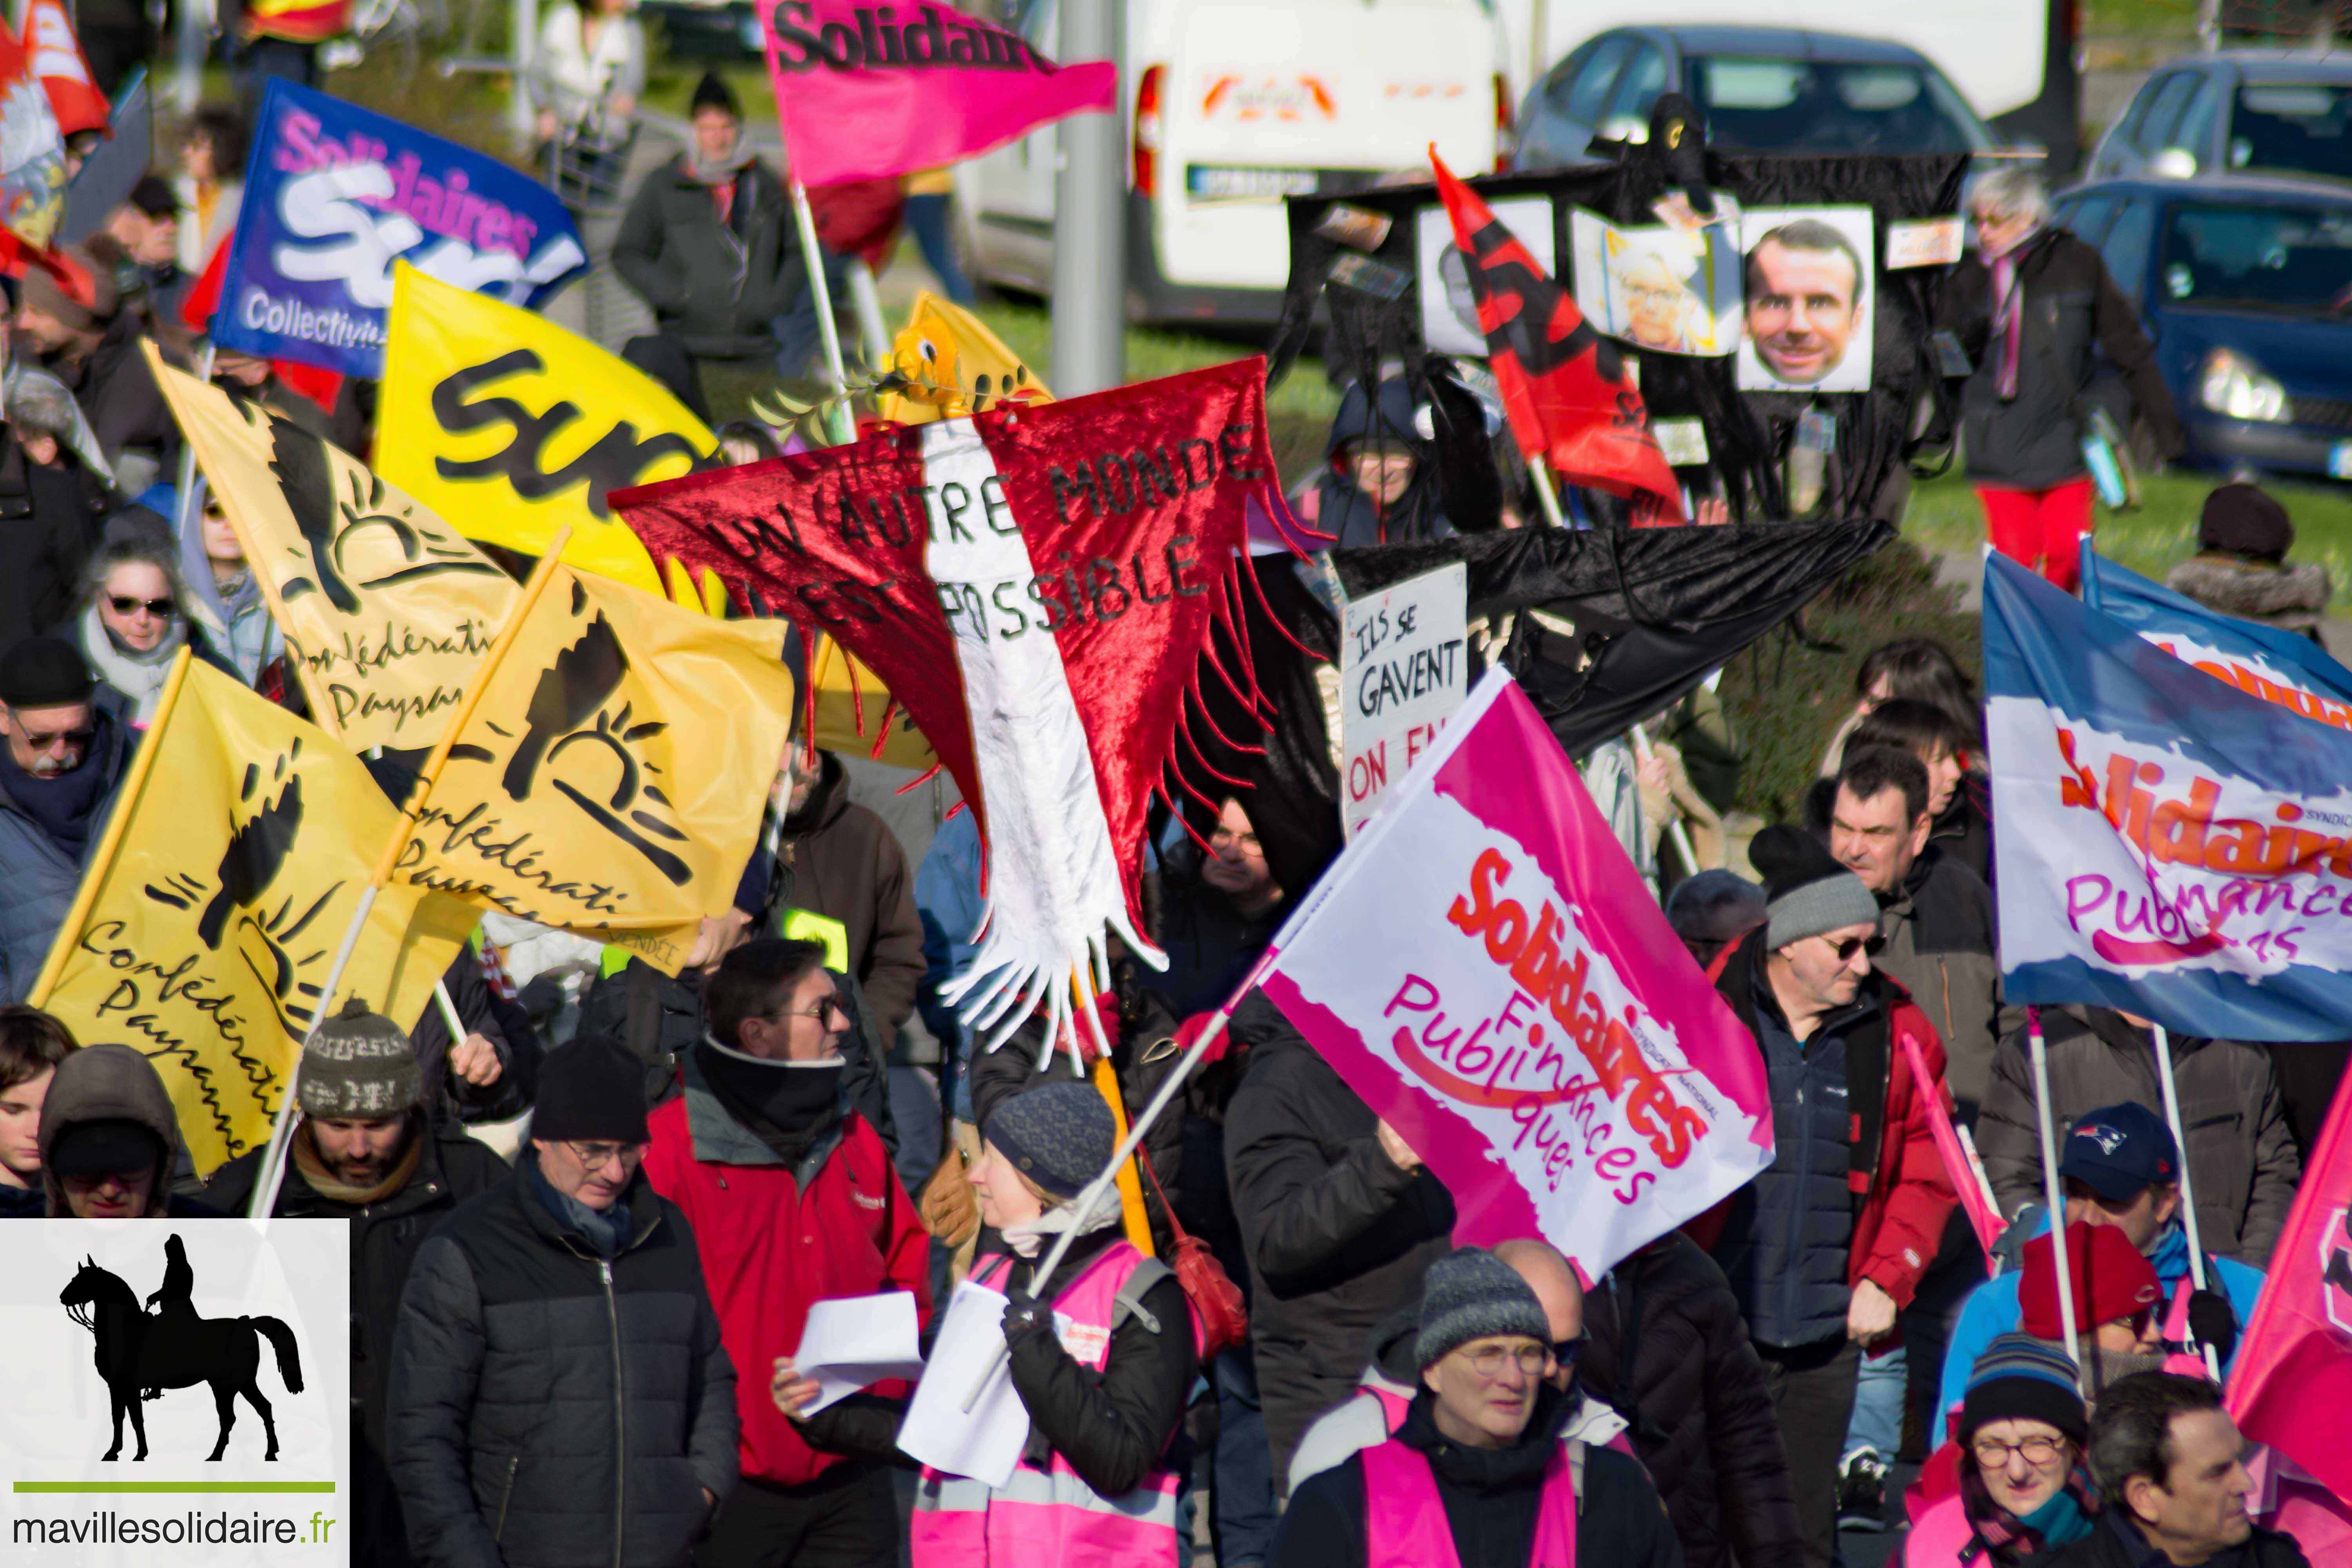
left=774, top=996, right=849, bottom=1024
left=1459, top=1343, right=1552, bottom=1379
left=1973, top=1436, right=2067, bottom=1470
left=107, top=595, right=176, bottom=618
left=562, top=1141, right=646, bottom=1173
left=1208, top=826, right=1261, bottom=854
left=14, top=724, right=92, bottom=752
left=1816, top=934, right=1870, bottom=962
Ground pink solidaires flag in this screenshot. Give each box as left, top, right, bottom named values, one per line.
left=2229, top=1066, right=2352, bottom=1506
left=1254, top=669, right=1773, bottom=1279
left=762, top=0, right=1116, bottom=189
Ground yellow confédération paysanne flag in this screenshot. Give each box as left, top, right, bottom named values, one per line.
left=377, top=260, right=716, bottom=597
left=390, top=567, right=795, bottom=974
left=149, top=347, right=520, bottom=755
left=30, top=656, right=473, bottom=1177
left=874, top=291, right=1052, bottom=426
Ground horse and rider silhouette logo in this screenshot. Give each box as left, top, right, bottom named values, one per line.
left=58, top=1235, right=304, bottom=1463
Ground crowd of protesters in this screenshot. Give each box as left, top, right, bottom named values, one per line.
left=0, top=22, right=2343, bottom=1568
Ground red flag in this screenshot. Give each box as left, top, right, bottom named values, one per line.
left=1429, top=150, right=1683, bottom=523
left=2228, top=1066, right=2352, bottom=1501
left=20, top=0, right=108, bottom=139
left=180, top=236, right=344, bottom=415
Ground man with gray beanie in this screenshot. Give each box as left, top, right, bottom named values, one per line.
left=1272, top=1246, right=1682, bottom=1568
left=390, top=1036, right=738, bottom=1568
left=1696, top=823, right=1957, bottom=1568
left=205, top=1000, right=508, bottom=1568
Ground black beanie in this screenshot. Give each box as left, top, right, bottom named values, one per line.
left=1748, top=823, right=1878, bottom=949
left=0, top=635, right=94, bottom=709
left=690, top=71, right=740, bottom=120
left=2198, top=483, right=2292, bottom=563
left=533, top=1036, right=650, bottom=1144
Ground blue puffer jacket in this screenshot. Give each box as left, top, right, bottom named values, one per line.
left=0, top=685, right=136, bottom=1003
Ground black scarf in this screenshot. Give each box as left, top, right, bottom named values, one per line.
left=0, top=708, right=113, bottom=859
left=695, top=1039, right=842, bottom=1165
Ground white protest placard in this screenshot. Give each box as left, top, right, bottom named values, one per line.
left=895, top=1281, right=1030, bottom=1488
left=1339, top=563, right=1468, bottom=838
left=795, top=1292, right=926, bottom=1415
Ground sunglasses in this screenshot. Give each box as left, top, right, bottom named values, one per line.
left=16, top=725, right=92, bottom=752
left=108, top=595, right=176, bottom=618
left=1816, top=934, right=1870, bottom=962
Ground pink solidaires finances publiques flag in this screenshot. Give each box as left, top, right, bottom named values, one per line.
left=762, top=0, right=1117, bottom=189
left=1254, top=669, right=1774, bottom=1280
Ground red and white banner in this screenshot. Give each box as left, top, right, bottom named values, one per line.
left=18, top=0, right=104, bottom=139
left=763, top=0, right=1116, bottom=189
left=2229, top=1066, right=2352, bottom=1504
left=1257, top=669, right=1772, bottom=1276
left=617, top=360, right=1293, bottom=1057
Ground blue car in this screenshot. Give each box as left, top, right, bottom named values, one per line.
left=2054, top=174, right=2352, bottom=480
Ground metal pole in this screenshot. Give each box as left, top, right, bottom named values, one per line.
left=1051, top=0, right=1124, bottom=396
left=789, top=178, right=855, bottom=444
left=2027, top=1009, right=2086, bottom=1396
left=1626, top=721, right=1702, bottom=880
left=2149, top=1026, right=2213, bottom=1293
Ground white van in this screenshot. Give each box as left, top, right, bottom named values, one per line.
left=957, top=0, right=1508, bottom=325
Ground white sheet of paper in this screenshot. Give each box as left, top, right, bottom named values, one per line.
left=895, top=1281, right=1031, bottom=1488
left=794, top=1292, right=925, bottom=1415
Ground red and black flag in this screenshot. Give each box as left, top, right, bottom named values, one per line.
left=1430, top=149, right=1683, bottom=523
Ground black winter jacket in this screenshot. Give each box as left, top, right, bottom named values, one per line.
left=0, top=433, right=107, bottom=655
left=990, top=1223, right=1198, bottom=1499
left=38, top=312, right=180, bottom=472
left=761, top=751, right=927, bottom=1053
left=1223, top=992, right=1456, bottom=1486
left=386, top=1160, right=737, bottom=1568
left=1936, top=229, right=2184, bottom=490
left=1976, top=1005, right=2301, bottom=1265
left=1581, top=1232, right=1801, bottom=1568
left=1271, top=1385, right=1684, bottom=1568
left=2045, top=1512, right=2308, bottom=1568
left=611, top=154, right=799, bottom=358
left=408, top=949, right=537, bottom=1126
left=1873, top=847, right=2014, bottom=1114
left=207, top=1118, right=509, bottom=1568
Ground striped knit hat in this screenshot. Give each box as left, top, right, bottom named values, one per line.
left=1960, top=1333, right=2088, bottom=1446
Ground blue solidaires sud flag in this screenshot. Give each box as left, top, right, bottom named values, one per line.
left=216, top=80, right=588, bottom=379
left=1986, top=548, right=2352, bottom=1040
left=2079, top=541, right=2352, bottom=736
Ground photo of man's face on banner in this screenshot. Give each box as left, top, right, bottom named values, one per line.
left=1416, top=196, right=1555, bottom=358
left=1568, top=209, right=1740, bottom=357
left=1737, top=206, right=1875, bottom=392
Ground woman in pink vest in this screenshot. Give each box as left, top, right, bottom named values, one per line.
left=1272, top=1247, right=1682, bottom=1568
left=911, top=1080, right=1198, bottom=1567
left=1903, top=1333, right=2096, bottom=1566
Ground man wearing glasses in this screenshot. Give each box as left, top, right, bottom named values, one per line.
left=0, top=635, right=134, bottom=1003
left=389, top=1036, right=740, bottom=1568
left=1701, top=824, right=1959, bottom=1568
left=642, top=937, right=931, bottom=1568
left=1271, top=1246, right=1682, bottom=1567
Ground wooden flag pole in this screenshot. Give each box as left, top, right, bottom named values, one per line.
left=249, top=534, right=574, bottom=1222
left=25, top=649, right=194, bottom=1007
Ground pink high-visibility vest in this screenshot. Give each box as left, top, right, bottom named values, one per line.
left=909, top=1242, right=1195, bottom=1568
left=1899, top=1493, right=1982, bottom=1566
left=1366, top=1381, right=1639, bottom=1459
left=1361, top=1435, right=1582, bottom=1568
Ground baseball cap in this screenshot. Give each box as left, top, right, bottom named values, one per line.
left=127, top=176, right=180, bottom=220
left=2058, top=1102, right=2180, bottom=1202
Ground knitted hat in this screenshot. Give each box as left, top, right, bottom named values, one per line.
left=533, top=1035, right=651, bottom=1144
left=2058, top=1102, right=2180, bottom=1201
left=690, top=70, right=740, bottom=119
left=296, top=999, right=421, bottom=1118
left=1959, top=1332, right=2089, bottom=1446
left=1748, top=823, right=1879, bottom=949
left=0, top=635, right=94, bottom=708
left=1666, top=869, right=1767, bottom=945
left=2019, top=1222, right=2161, bottom=1340
left=985, top=1081, right=1114, bottom=1202
left=2198, top=483, right=2292, bottom=563
left=1415, top=1247, right=1552, bottom=1370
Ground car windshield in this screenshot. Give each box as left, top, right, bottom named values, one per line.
left=2158, top=201, right=2352, bottom=312
left=1687, top=56, right=1991, bottom=152
left=2226, top=82, right=2352, bottom=181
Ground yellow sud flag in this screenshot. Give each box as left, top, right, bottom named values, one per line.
left=146, top=346, right=520, bottom=755
left=377, top=260, right=716, bottom=597
left=873, top=291, right=1052, bottom=426
left=29, top=655, right=472, bottom=1177
left=389, top=565, right=795, bottom=973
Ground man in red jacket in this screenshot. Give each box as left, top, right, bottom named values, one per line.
left=643, top=936, right=931, bottom=1568
left=1700, top=825, right=1959, bottom=1568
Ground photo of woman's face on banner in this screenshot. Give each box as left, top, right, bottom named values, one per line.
left=1568, top=209, right=1741, bottom=356
left=1737, top=206, right=1875, bottom=393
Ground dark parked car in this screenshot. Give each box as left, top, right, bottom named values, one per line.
left=640, top=0, right=763, bottom=59
left=1510, top=25, right=1996, bottom=172
left=2054, top=174, right=2352, bottom=479
left=2086, top=51, right=2352, bottom=185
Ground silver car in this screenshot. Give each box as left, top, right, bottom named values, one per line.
left=2085, top=51, right=2352, bottom=185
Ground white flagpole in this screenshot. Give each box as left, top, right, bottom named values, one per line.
left=2027, top=1008, right=2085, bottom=1396
left=2149, top=1024, right=2224, bottom=1379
